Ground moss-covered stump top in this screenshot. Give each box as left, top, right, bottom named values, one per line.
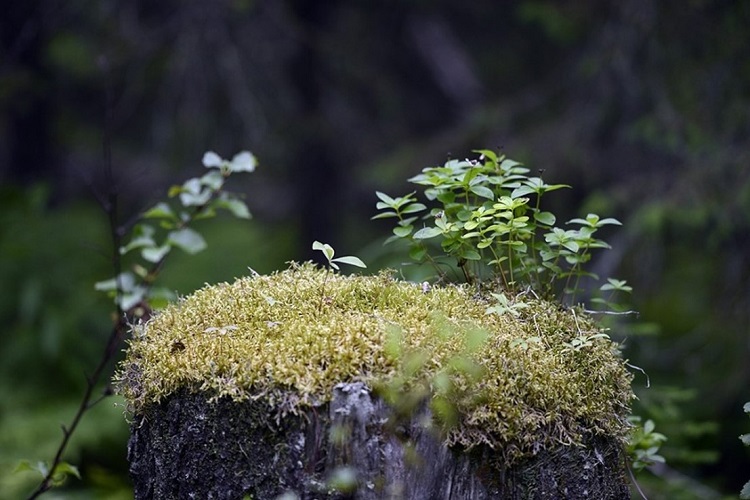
left=118, top=263, right=633, bottom=461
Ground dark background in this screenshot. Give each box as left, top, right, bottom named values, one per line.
left=1, top=1, right=748, bottom=498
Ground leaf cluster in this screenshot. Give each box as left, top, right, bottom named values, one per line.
left=95, top=151, right=256, bottom=310
left=374, top=150, right=630, bottom=305
left=627, top=416, right=667, bottom=471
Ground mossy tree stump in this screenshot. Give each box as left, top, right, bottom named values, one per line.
left=119, top=264, right=633, bottom=499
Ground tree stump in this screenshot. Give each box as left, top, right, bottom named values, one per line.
left=119, top=265, right=633, bottom=499
left=128, top=382, right=629, bottom=499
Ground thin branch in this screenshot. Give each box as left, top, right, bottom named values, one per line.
left=26, top=56, right=126, bottom=500
left=627, top=463, right=649, bottom=500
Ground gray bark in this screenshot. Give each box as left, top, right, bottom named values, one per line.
left=129, top=383, right=629, bottom=499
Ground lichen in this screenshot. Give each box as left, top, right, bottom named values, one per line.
left=116, top=262, right=633, bottom=459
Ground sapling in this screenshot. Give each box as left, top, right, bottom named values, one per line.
left=312, top=241, right=366, bottom=310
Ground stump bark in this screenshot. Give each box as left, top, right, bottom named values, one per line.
left=129, top=382, right=629, bottom=499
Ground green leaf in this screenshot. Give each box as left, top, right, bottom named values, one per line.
left=375, top=191, right=396, bottom=206
left=461, top=249, right=481, bottom=260
left=470, top=185, right=494, bottom=200
left=168, top=227, right=207, bottom=254
left=534, top=211, right=556, bottom=226
left=331, top=255, right=367, bottom=268
left=202, top=151, right=223, bottom=168
left=741, top=480, right=750, bottom=499
left=473, top=149, right=498, bottom=163
left=413, top=227, right=443, bottom=239
left=393, top=225, right=413, bottom=237
left=143, top=202, right=175, bottom=219
left=141, top=244, right=171, bottom=263
left=312, top=241, right=335, bottom=261
left=14, top=460, right=44, bottom=477
left=371, top=211, right=399, bottom=220
left=409, top=245, right=427, bottom=261
left=401, top=203, right=427, bottom=214
left=52, top=461, right=81, bottom=484
left=500, top=158, right=523, bottom=170
left=215, top=198, right=251, bottom=219
left=510, top=185, right=536, bottom=198
left=179, top=178, right=212, bottom=206
left=229, top=151, right=257, bottom=172
left=94, top=272, right=136, bottom=293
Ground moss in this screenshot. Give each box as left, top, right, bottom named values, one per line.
left=116, top=262, right=633, bottom=460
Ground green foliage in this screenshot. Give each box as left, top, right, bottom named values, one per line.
left=14, top=460, right=80, bottom=487
left=741, top=402, right=750, bottom=499
left=373, top=150, right=627, bottom=305
left=627, top=416, right=667, bottom=471
left=95, top=151, right=256, bottom=311
left=312, top=241, right=367, bottom=271
left=13, top=151, right=258, bottom=498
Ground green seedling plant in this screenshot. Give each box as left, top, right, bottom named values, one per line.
left=373, top=149, right=628, bottom=306
left=312, top=241, right=366, bottom=310
left=18, top=150, right=256, bottom=499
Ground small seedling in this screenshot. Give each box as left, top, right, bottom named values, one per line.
left=312, top=241, right=366, bottom=271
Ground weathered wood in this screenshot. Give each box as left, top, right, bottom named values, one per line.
left=129, top=382, right=629, bottom=499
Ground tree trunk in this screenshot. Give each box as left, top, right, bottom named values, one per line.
left=128, top=382, right=629, bottom=499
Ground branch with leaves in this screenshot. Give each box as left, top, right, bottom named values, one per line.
left=17, top=151, right=256, bottom=499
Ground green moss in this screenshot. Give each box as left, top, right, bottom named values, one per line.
left=116, top=263, right=633, bottom=459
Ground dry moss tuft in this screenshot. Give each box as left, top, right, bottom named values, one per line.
left=116, top=262, right=633, bottom=458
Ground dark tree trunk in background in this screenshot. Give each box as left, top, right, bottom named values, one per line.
left=129, top=383, right=630, bottom=499
left=286, top=0, right=342, bottom=257
left=0, top=0, right=54, bottom=187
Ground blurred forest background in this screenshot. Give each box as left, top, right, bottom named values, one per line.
left=1, top=0, right=749, bottom=498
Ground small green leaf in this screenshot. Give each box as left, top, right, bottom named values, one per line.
left=215, top=198, right=251, bottom=219
left=230, top=151, right=257, bottom=172
left=401, top=203, right=427, bottom=214
left=393, top=225, right=413, bottom=237
left=409, top=245, right=427, bottom=261
left=94, top=272, right=136, bottom=293
left=179, top=178, right=211, bottom=206
left=371, top=211, right=399, bottom=220
left=473, top=149, right=497, bottom=163
left=51, top=461, right=81, bottom=484
left=461, top=249, right=481, bottom=260
left=510, top=185, right=536, bottom=198
left=14, top=460, right=43, bottom=477
left=143, top=202, right=175, bottom=219
left=331, top=255, right=367, bottom=268
left=534, top=211, right=556, bottom=226
left=141, top=245, right=171, bottom=263
left=741, top=480, right=750, bottom=499
left=168, top=228, right=207, bottom=254
left=375, top=191, right=396, bottom=206
left=202, top=151, right=223, bottom=168
left=470, top=185, right=494, bottom=200
left=312, top=241, right=335, bottom=261
left=413, top=227, right=443, bottom=239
